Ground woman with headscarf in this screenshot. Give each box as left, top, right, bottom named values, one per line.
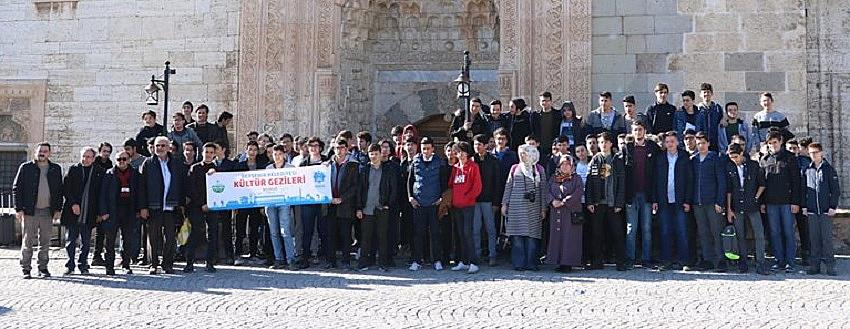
left=501, top=144, right=547, bottom=271
left=546, top=156, right=584, bottom=272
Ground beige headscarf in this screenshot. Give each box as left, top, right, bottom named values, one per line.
left=517, top=144, right=540, bottom=183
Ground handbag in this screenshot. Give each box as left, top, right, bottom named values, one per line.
left=570, top=211, right=585, bottom=225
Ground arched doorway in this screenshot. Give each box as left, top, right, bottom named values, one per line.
left=412, top=113, right=452, bottom=151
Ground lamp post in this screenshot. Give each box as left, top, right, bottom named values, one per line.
left=144, top=61, right=176, bottom=132
left=453, top=50, right=472, bottom=124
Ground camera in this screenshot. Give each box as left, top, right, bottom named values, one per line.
left=523, top=191, right=536, bottom=203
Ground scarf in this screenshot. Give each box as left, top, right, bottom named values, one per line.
left=554, top=170, right=572, bottom=183
left=78, top=165, right=93, bottom=225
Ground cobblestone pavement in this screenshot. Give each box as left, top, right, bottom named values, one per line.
left=1, top=248, right=850, bottom=328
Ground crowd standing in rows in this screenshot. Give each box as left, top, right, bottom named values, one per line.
left=13, top=82, right=842, bottom=279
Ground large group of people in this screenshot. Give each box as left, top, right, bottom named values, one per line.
left=13, top=82, right=842, bottom=280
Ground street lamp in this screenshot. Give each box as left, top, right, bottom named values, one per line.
left=453, top=50, right=472, bottom=123
left=144, top=61, right=176, bottom=132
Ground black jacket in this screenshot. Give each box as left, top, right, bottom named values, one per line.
left=645, top=102, right=677, bottom=135
left=622, top=141, right=660, bottom=202
left=725, top=159, right=764, bottom=213
left=585, top=152, right=626, bottom=208
left=134, top=124, right=167, bottom=157
left=139, top=154, right=188, bottom=211
left=652, top=150, right=693, bottom=205
left=801, top=160, right=841, bottom=214
left=473, top=152, right=502, bottom=203
left=450, top=110, right=490, bottom=142
left=61, top=163, right=106, bottom=226
left=329, top=159, right=361, bottom=219
left=187, top=161, right=217, bottom=208
left=98, top=166, right=143, bottom=229
left=12, top=160, right=63, bottom=216
left=356, top=163, right=399, bottom=213
left=759, top=149, right=801, bottom=206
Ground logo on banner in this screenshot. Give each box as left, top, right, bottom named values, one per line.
left=314, top=171, right=326, bottom=183
left=212, top=181, right=226, bottom=193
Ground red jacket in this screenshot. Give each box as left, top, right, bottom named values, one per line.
left=449, top=160, right=482, bottom=208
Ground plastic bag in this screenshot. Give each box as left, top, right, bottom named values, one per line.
left=177, top=218, right=192, bottom=246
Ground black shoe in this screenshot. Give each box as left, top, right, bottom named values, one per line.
left=105, top=268, right=116, bottom=276
left=205, top=265, right=217, bottom=273
left=616, top=264, right=628, bottom=271
left=699, top=261, right=714, bottom=271
left=738, top=262, right=748, bottom=274
left=124, top=267, right=134, bottom=275
left=79, top=268, right=89, bottom=275
left=715, top=261, right=728, bottom=273
left=63, top=268, right=74, bottom=276
left=149, top=268, right=158, bottom=275
left=807, top=266, right=821, bottom=275
left=668, top=263, right=683, bottom=271
left=288, top=263, right=300, bottom=271
left=826, top=264, right=837, bottom=276
left=23, top=270, right=32, bottom=279
left=164, top=268, right=175, bottom=274
left=183, top=264, right=195, bottom=273
left=37, top=269, right=51, bottom=278
left=323, top=262, right=338, bottom=270
left=91, top=257, right=106, bottom=267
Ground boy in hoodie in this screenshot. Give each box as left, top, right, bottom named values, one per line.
left=759, top=131, right=802, bottom=273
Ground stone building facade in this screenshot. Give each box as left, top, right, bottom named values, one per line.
left=0, top=0, right=848, bottom=205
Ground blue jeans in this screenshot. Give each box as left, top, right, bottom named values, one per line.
left=658, top=203, right=689, bottom=264
left=625, top=193, right=653, bottom=264
left=412, top=205, right=441, bottom=263
left=299, top=205, right=322, bottom=259
left=766, top=204, right=797, bottom=267
left=266, top=205, right=296, bottom=263
left=64, top=223, right=92, bottom=270
left=511, top=235, right=539, bottom=270
left=473, top=202, right=497, bottom=259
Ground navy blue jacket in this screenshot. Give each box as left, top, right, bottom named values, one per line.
left=691, top=151, right=727, bottom=206
left=652, top=150, right=693, bottom=205
left=138, top=154, right=188, bottom=211
left=725, top=159, right=764, bottom=213
left=98, top=166, right=142, bottom=229
left=801, top=160, right=841, bottom=214
left=407, top=154, right=445, bottom=206
left=60, top=163, right=105, bottom=226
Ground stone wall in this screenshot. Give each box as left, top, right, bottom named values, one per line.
left=590, top=0, right=808, bottom=134
left=0, top=0, right=239, bottom=165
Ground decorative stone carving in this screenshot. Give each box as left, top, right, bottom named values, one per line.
left=0, top=80, right=47, bottom=148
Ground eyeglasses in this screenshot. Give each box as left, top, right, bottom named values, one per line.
left=117, top=157, right=128, bottom=161
left=155, top=144, right=169, bottom=148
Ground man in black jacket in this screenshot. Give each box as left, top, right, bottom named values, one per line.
left=139, top=136, right=188, bottom=274
left=184, top=142, right=219, bottom=273
left=725, top=144, right=768, bottom=275
left=214, top=143, right=240, bottom=264
left=91, top=141, right=114, bottom=267
left=622, top=121, right=659, bottom=269
left=98, top=150, right=142, bottom=275
left=760, top=131, right=802, bottom=273
left=61, top=147, right=105, bottom=275
left=187, top=104, right=219, bottom=145
left=135, top=110, right=167, bottom=157
left=585, top=132, right=627, bottom=271
left=450, top=97, right=490, bottom=142
left=13, top=142, right=63, bottom=279
left=651, top=132, right=694, bottom=271
left=356, top=144, right=399, bottom=271
left=472, top=134, right=502, bottom=266
left=325, top=139, right=360, bottom=269
left=645, top=83, right=677, bottom=135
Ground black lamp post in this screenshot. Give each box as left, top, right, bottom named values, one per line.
left=453, top=50, right=472, bottom=123
left=144, top=61, right=176, bottom=132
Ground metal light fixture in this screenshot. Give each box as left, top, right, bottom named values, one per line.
left=143, top=61, right=176, bottom=131
left=144, top=76, right=160, bottom=105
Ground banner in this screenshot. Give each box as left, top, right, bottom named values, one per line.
left=206, top=165, right=332, bottom=210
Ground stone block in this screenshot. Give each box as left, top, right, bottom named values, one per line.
left=592, top=54, right=636, bottom=74
left=592, top=36, right=627, bottom=54
left=623, top=16, right=654, bottom=35
left=646, top=72, right=685, bottom=93
left=694, top=13, right=738, bottom=33
left=646, top=33, right=683, bottom=53
left=745, top=72, right=786, bottom=91
left=684, top=33, right=713, bottom=53
left=592, top=17, right=622, bottom=35
left=617, top=0, right=647, bottom=16
left=636, top=53, right=668, bottom=73
left=193, top=51, right=227, bottom=67
left=714, top=33, right=744, bottom=52
left=678, top=0, right=706, bottom=14
left=668, top=53, right=723, bottom=72
left=742, top=13, right=804, bottom=34
left=592, top=0, right=617, bottom=16
left=653, top=15, right=693, bottom=34
left=727, top=0, right=804, bottom=12
left=685, top=71, right=745, bottom=92
left=592, top=73, right=626, bottom=92
left=645, top=0, right=678, bottom=15
left=626, top=35, right=647, bottom=53
left=744, top=32, right=783, bottom=51
left=725, top=52, right=764, bottom=71
left=724, top=92, right=762, bottom=112
left=786, top=71, right=806, bottom=91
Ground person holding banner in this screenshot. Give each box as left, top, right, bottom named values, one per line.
left=233, top=141, right=270, bottom=266
left=215, top=143, right=240, bottom=265
left=266, top=144, right=298, bottom=270
left=184, top=142, right=220, bottom=273
left=356, top=144, right=399, bottom=272
left=325, top=139, right=360, bottom=270
left=297, top=137, right=328, bottom=268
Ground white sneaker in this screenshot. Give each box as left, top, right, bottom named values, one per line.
left=467, top=264, right=480, bottom=274
left=434, top=261, right=444, bottom=271
left=233, top=258, right=245, bottom=266
left=408, top=262, right=421, bottom=271
left=451, top=262, right=469, bottom=271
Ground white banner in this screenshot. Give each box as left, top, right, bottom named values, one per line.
left=206, top=165, right=332, bottom=210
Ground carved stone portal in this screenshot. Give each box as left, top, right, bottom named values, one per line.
left=237, top=0, right=591, bottom=144
left=0, top=80, right=47, bottom=149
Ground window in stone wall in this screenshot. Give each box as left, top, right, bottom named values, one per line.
left=34, top=0, right=78, bottom=20
left=0, top=150, right=28, bottom=202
